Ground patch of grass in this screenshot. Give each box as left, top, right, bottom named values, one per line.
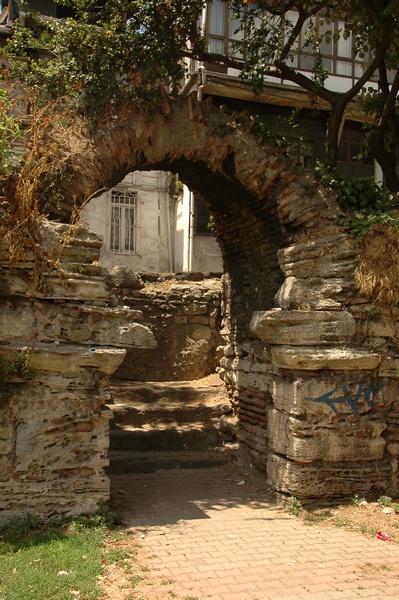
left=0, top=504, right=122, bottom=600
left=285, top=496, right=302, bottom=516
left=304, top=510, right=331, bottom=525
left=129, top=574, right=144, bottom=586
left=333, top=516, right=352, bottom=528
left=377, top=495, right=392, bottom=507
left=358, top=522, right=378, bottom=536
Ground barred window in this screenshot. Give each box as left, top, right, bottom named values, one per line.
left=109, top=189, right=138, bottom=253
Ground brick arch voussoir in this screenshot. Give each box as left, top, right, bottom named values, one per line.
left=52, top=97, right=340, bottom=235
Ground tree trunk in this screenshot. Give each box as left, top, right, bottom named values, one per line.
left=372, top=138, right=399, bottom=193
left=325, top=101, right=347, bottom=167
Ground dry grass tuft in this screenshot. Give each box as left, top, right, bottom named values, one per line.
left=355, top=223, right=399, bottom=307
left=0, top=99, right=89, bottom=291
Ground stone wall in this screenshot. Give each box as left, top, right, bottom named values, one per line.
left=0, top=222, right=150, bottom=522
left=219, top=229, right=399, bottom=501
left=106, top=272, right=223, bottom=382
left=0, top=222, right=223, bottom=521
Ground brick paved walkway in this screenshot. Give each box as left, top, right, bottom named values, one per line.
left=110, top=464, right=399, bottom=600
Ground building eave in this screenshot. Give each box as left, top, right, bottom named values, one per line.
left=182, top=70, right=372, bottom=123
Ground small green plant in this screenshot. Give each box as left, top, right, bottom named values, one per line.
left=303, top=510, right=331, bottom=524
left=352, top=494, right=360, bottom=505
left=129, top=574, right=144, bottom=585
left=393, top=503, right=399, bottom=515
left=333, top=516, right=352, bottom=528
left=0, top=349, right=34, bottom=381
left=69, top=499, right=122, bottom=531
left=349, top=212, right=399, bottom=242
left=0, top=89, right=23, bottom=172
left=357, top=305, right=382, bottom=322
left=359, top=522, right=378, bottom=536
left=314, top=162, right=394, bottom=213
left=0, top=349, right=35, bottom=405
left=286, top=495, right=302, bottom=516
left=377, top=495, right=392, bottom=507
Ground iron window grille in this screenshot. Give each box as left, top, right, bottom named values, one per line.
left=109, top=189, right=138, bottom=254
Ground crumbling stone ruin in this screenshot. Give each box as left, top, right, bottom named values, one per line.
left=1, top=98, right=399, bottom=521
left=0, top=222, right=224, bottom=521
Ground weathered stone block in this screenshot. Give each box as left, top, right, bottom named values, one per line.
left=250, top=309, right=355, bottom=345
left=380, top=357, right=399, bottom=378
left=175, top=316, right=188, bottom=324
left=270, top=345, right=380, bottom=371
left=39, top=221, right=102, bottom=264
left=272, top=375, right=387, bottom=418
left=277, top=234, right=358, bottom=278
left=268, top=408, right=386, bottom=462
left=0, top=309, right=35, bottom=341
left=267, top=453, right=391, bottom=498
left=191, top=325, right=212, bottom=341
left=0, top=456, right=11, bottom=480
left=275, top=276, right=347, bottom=310
left=183, top=303, right=208, bottom=315
left=365, top=319, right=396, bottom=338
left=0, top=426, right=14, bottom=455
left=104, top=266, right=144, bottom=290
left=105, top=323, right=156, bottom=348
left=46, top=276, right=110, bottom=301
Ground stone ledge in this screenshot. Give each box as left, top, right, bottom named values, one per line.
left=0, top=344, right=126, bottom=375
left=250, top=308, right=355, bottom=345
left=269, top=345, right=381, bottom=370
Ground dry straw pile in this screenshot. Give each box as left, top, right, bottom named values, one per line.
left=355, top=223, right=399, bottom=307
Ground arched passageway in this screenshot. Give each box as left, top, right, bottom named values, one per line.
left=0, top=97, right=398, bottom=521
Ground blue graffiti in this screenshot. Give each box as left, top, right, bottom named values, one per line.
left=305, top=380, right=384, bottom=415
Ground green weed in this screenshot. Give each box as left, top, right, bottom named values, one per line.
left=333, top=516, right=352, bottom=528
left=377, top=495, right=392, bottom=507
left=358, top=523, right=378, bottom=536
left=286, top=496, right=302, bottom=516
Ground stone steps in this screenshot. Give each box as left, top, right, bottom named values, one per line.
left=107, top=449, right=231, bottom=473
left=107, top=375, right=235, bottom=473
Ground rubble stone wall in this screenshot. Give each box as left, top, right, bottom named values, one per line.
left=0, top=222, right=223, bottom=522
left=219, top=230, right=399, bottom=501
left=108, top=273, right=223, bottom=382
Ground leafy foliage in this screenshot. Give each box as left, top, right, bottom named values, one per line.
left=314, top=160, right=398, bottom=213
left=0, top=89, right=22, bottom=171
left=5, top=0, right=204, bottom=118
left=349, top=212, right=399, bottom=242
left=0, top=349, right=34, bottom=381
left=286, top=495, right=302, bottom=516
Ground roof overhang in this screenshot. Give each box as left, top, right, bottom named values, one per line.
left=182, top=70, right=372, bottom=123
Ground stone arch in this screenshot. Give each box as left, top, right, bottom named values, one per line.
left=0, top=97, right=398, bottom=521
left=48, top=98, right=339, bottom=339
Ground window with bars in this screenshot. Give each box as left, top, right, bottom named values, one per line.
left=109, top=189, right=138, bottom=254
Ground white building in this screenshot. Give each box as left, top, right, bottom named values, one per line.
left=80, top=171, right=223, bottom=274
